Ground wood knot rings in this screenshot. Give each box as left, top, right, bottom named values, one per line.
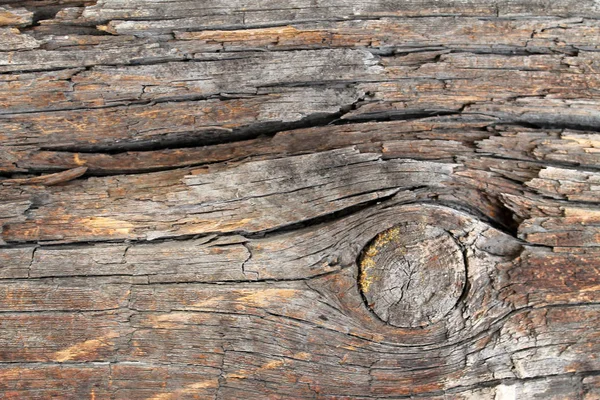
left=359, top=224, right=466, bottom=328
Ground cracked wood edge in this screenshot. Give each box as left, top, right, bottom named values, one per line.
left=0, top=15, right=599, bottom=169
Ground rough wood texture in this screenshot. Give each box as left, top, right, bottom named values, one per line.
left=1, top=0, right=599, bottom=398
left=359, top=224, right=466, bottom=328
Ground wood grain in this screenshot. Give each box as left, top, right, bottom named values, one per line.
left=0, top=0, right=599, bottom=398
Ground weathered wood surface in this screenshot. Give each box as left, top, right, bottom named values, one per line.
left=1, top=0, right=599, bottom=398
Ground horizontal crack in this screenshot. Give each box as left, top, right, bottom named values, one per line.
left=39, top=108, right=351, bottom=154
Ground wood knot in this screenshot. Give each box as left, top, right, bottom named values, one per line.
left=358, top=224, right=466, bottom=328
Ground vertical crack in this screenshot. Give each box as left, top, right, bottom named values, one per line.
left=215, top=346, right=227, bottom=400
left=28, top=246, right=38, bottom=278
left=241, top=242, right=259, bottom=280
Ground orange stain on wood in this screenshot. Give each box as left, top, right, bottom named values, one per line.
left=0, top=11, right=28, bottom=26
left=564, top=207, right=600, bottom=221
left=236, top=288, right=299, bottom=307
left=73, top=153, right=86, bottom=166
left=53, top=332, right=119, bottom=362
left=3, top=216, right=135, bottom=242
left=562, top=134, right=600, bottom=151
left=293, top=352, right=311, bottom=361
left=227, top=359, right=285, bottom=380
left=191, top=295, right=225, bottom=309
left=146, top=380, right=219, bottom=400
left=79, top=216, right=135, bottom=237
left=173, top=218, right=254, bottom=237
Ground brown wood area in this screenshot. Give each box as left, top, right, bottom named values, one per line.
left=1, top=0, right=600, bottom=398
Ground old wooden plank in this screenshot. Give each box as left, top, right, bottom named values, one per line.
left=0, top=87, right=361, bottom=152
left=0, top=363, right=221, bottom=399
left=1, top=0, right=599, bottom=398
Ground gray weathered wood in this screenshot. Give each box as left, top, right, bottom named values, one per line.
left=0, top=0, right=599, bottom=398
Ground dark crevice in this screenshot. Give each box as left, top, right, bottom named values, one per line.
left=511, top=118, right=600, bottom=134
left=242, top=189, right=402, bottom=240
left=0, top=0, right=98, bottom=30
left=336, top=110, right=461, bottom=124
left=0, top=66, right=85, bottom=75
left=0, top=307, right=121, bottom=314
left=34, top=87, right=367, bottom=155
left=39, top=110, right=350, bottom=154
left=369, top=47, right=448, bottom=57
left=380, top=198, right=521, bottom=238
left=483, top=196, right=522, bottom=235
left=0, top=268, right=342, bottom=285
left=373, top=46, right=578, bottom=57
left=0, top=233, right=223, bottom=251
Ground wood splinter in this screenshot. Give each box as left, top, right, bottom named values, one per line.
left=1, top=167, right=88, bottom=186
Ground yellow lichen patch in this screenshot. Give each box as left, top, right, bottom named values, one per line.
left=53, top=332, right=119, bottom=362
left=359, top=226, right=402, bottom=293
left=146, top=380, right=219, bottom=400
left=359, top=260, right=376, bottom=293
